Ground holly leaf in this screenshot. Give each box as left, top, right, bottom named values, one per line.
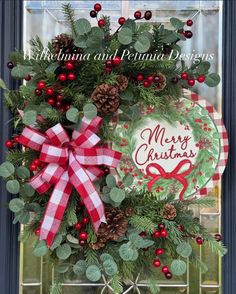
left=110, top=187, right=126, bottom=203
left=205, top=73, right=221, bottom=87
left=171, top=260, right=187, bottom=276
left=33, top=240, right=48, bottom=257
left=170, top=17, right=185, bottom=30
left=6, top=180, right=20, bottom=194
left=86, top=265, right=101, bottom=282
left=23, top=110, right=37, bottom=125
left=75, top=18, right=92, bottom=35
left=56, top=244, right=72, bottom=260
left=66, top=107, right=79, bottom=123
left=118, top=27, right=133, bottom=45
left=0, top=161, right=15, bottom=178
left=83, top=103, right=97, bottom=119
left=9, top=198, right=25, bottom=213
left=176, top=242, right=192, bottom=258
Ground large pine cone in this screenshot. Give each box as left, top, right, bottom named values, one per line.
left=89, top=207, right=128, bottom=250
left=91, top=83, right=120, bottom=115
left=52, top=34, right=75, bottom=54
left=161, top=203, right=177, bottom=220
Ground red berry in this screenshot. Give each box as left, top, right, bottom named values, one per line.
left=13, top=136, right=20, bottom=143
left=98, top=19, right=106, bottom=27
left=158, top=223, right=165, bottom=230
left=30, top=163, right=37, bottom=172
left=34, top=89, right=42, bottom=96
left=79, top=239, right=87, bottom=246
left=68, top=72, right=76, bottom=81
left=215, top=233, right=222, bottom=242
left=153, top=259, right=161, bottom=268
left=105, top=67, right=112, bottom=73
left=147, top=75, right=154, bottom=83
left=144, top=10, right=152, bottom=20
left=178, top=225, right=185, bottom=231
left=7, top=61, right=14, bottom=69
left=112, top=56, right=122, bottom=66
left=134, top=11, right=142, bottom=19
left=162, top=266, right=169, bottom=273
left=74, top=222, right=82, bottom=231
left=59, top=73, right=67, bottom=82
left=79, top=232, right=88, bottom=240
left=47, top=98, right=55, bottom=106
left=65, top=104, right=71, bottom=111
left=153, top=230, right=160, bottom=238
left=143, top=80, right=151, bottom=88
left=56, top=94, right=63, bottom=102
left=160, top=229, right=168, bottom=238
left=188, top=79, right=195, bottom=86
left=78, top=200, right=84, bottom=207
left=185, top=30, right=193, bottom=39
left=46, top=88, right=54, bottom=96
left=139, top=231, right=147, bottom=237
left=56, top=101, right=62, bottom=108
left=181, top=72, right=188, bottom=80
left=94, top=3, right=102, bottom=12
left=165, top=272, right=172, bottom=279
left=37, top=81, right=46, bottom=90
left=155, top=248, right=164, bottom=255
left=34, top=228, right=40, bottom=236
left=196, top=237, right=203, bottom=245
left=197, top=75, right=205, bottom=83
left=65, top=62, right=74, bottom=70
left=187, top=19, right=193, bottom=26
left=154, top=76, right=161, bottom=83
left=106, top=60, right=113, bottom=67
left=24, top=75, right=31, bottom=81
left=5, top=140, right=13, bottom=148
left=33, top=159, right=41, bottom=166
left=82, top=217, right=90, bottom=225
left=90, top=10, right=97, bottom=18
left=137, top=74, right=144, bottom=82
left=118, top=17, right=126, bottom=25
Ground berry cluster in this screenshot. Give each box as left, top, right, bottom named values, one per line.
left=136, top=73, right=162, bottom=88
left=74, top=201, right=90, bottom=246
left=181, top=72, right=205, bottom=87
left=105, top=56, right=122, bottom=73
left=89, top=3, right=106, bottom=27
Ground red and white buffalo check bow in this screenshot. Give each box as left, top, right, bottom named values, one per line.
left=18, top=116, right=121, bottom=247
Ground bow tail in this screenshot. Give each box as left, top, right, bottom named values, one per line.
left=175, top=176, right=188, bottom=200
left=68, top=152, right=106, bottom=232
left=39, top=171, right=73, bottom=247
left=147, top=176, right=161, bottom=191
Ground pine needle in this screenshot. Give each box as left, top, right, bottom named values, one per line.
left=62, top=3, right=77, bottom=37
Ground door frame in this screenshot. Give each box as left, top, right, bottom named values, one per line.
left=0, top=1, right=235, bottom=293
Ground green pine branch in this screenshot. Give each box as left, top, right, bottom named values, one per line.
left=62, top=3, right=77, bottom=37
left=129, top=215, right=156, bottom=234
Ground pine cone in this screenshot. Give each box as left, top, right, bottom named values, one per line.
left=125, top=207, right=134, bottom=217
left=116, top=75, right=129, bottom=92
left=52, top=34, right=75, bottom=54
left=89, top=237, right=107, bottom=250
left=155, top=73, right=167, bottom=92
left=162, top=203, right=177, bottom=220
left=91, top=83, right=120, bottom=115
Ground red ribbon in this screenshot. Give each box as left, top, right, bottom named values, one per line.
left=146, top=159, right=193, bottom=200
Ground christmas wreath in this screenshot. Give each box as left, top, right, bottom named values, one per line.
left=0, top=3, right=227, bottom=294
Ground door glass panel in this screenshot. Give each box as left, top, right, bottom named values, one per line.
left=20, top=1, right=223, bottom=293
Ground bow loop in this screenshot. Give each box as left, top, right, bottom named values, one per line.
left=46, top=123, right=70, bottom=146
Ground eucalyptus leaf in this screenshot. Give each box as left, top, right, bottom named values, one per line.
left=57, top=264, right=70, bottom=274
left=23, top=110, right=37, bottom=125
left=171, top=260, right=187, bottom=276
left=205, top=73, right=221, bottom=87
left=130, top=248, right=139, bottom=261
left=9, top=198, right=25, bottom=213
left=0, top=78, right=7, bottom=90
left=103, top=259, right=118, bottom=276
left=0, top=161, right=15, bottom=178
left=17, top=210, right=30, bottom=224
left=6, top=180, right=20, bottom=194
left=110, top=187, right=126, bottom=203
left=119, top=243, right=134, bottom=261
left=73, top=260, right=87, bottom=275
left=120, top=89, right=134, bottom=101
left=170, top=17, right=185, bottom=30
left=86, top=265, right=101, bottom=282
left=118, top=28, right=133, bottom=45
left=134, top=35, right=150, bottom=53
left=50, top=234, right=63, bottom=250
left=75, top=18, right=92, bottom=35
left=106, top=174, right=117, bottom=188
left=122, top=173, right=133, bottom=187
left=176, top=242, right=192, bottom=258
left=100, top=253, right=114, bottom=262
left=45, top=62, right=60, bottom=73
left=56, top=244, right=72, bottom=260
left=16, top=166, right=30, bottom=179
left=11, top=65, right=33, bottom=79
left=74, top=35, right=87, bottom=48
left=20, top=183, right=35, bottom=197
left=33, top=240, right=48, bottom=257
left=83, top=103, right=97, bottom=119
left=123, top=19, right=136, bottom=32
left=66, top=107, right=79, bottom=123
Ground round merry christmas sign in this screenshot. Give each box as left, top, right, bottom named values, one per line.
left=113, top=91, right=228, bottom=199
